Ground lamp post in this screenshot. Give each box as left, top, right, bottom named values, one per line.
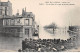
left=37, top=25, right=39, bottom=39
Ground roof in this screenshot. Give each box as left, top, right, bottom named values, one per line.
left=69, top=26, right=80, bottom=28
left=22, top=12, right=35, bottom=18
left=0, top=2, right=8, bottom=6
left=0, top=16, right=23, bottom=19
left=0, top=1, right=12, bottom=6
left=0, top=15, right=34, bottom=20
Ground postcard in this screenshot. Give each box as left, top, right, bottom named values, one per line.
left=0, top=0, right=80, bottom=52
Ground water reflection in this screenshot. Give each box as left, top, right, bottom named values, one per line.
left=40, top=27, right=70, bottom=40
left=0, top=35, right=22, bottom=51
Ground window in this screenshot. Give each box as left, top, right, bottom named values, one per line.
left=24, top=19, right=29, bottom=25
left=25, top=29, right=29, bottom=36
left=5, top=7, right=7, bottom=15
left=27, top=14, right=30, bottom=17
left=11, top=29, right=16, bottom=33
left=17, top=19, right=20, bottom=23
left=10, top=19, right=15, bottom=25
left=0, top=6, right=2, bottom=15
left=0, top=10, right=2, bottom=15
left=5, top=19, right=9, bottom=26
left=17, top=29, right=20, bottom=32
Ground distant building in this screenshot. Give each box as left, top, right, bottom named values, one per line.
left=69, top=26, right=80, bottom=32
left=0, top=0, right=39, bottom=39
left=0, top=0, right=12, bottom=17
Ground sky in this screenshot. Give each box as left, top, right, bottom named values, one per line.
left=1, top=0, right=80, bottom=27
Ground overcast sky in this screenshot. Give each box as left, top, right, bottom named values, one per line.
left=1, top=0, right=80, bottom=27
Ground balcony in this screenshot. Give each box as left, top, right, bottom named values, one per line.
left=3, top=25, right=34, bottom=28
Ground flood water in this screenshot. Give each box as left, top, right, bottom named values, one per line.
left=39, top=26, right=70, bottom=40
left=0, top=35, right=22, bottom=51
left=0, top=26, right=79, bottom=52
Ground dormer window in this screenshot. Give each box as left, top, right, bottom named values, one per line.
left=27, top=14, right=30, bottom=17
left=24, top=19, right=29, bottom=25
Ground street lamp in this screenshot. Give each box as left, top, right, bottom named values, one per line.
left=37, top=25, right=39, bottom=39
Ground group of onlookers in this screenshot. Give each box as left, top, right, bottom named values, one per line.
left=18, top=36, right=77, bottom=52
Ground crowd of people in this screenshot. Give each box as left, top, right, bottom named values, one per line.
left=18, top=36, right=77, bottom=52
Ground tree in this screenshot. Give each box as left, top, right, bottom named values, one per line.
left=44, top=22, right=57, bottom=29
left=44, top=22, right=57, bottom=34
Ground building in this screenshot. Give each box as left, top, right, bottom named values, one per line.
left=0, top=14, right=35, bottom=39
left=0, top=0, right=39, bottom=39
left=0, top=0, right=12, bottom=17
left=68, top=26, right=80, bottom=32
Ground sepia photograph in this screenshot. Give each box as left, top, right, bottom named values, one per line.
left=0, top=0, right=80, bottom=52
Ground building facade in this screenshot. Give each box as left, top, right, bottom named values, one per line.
left=0, top=0, right=12, bottom=17
left=0, top=0, right=39, bottom=39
